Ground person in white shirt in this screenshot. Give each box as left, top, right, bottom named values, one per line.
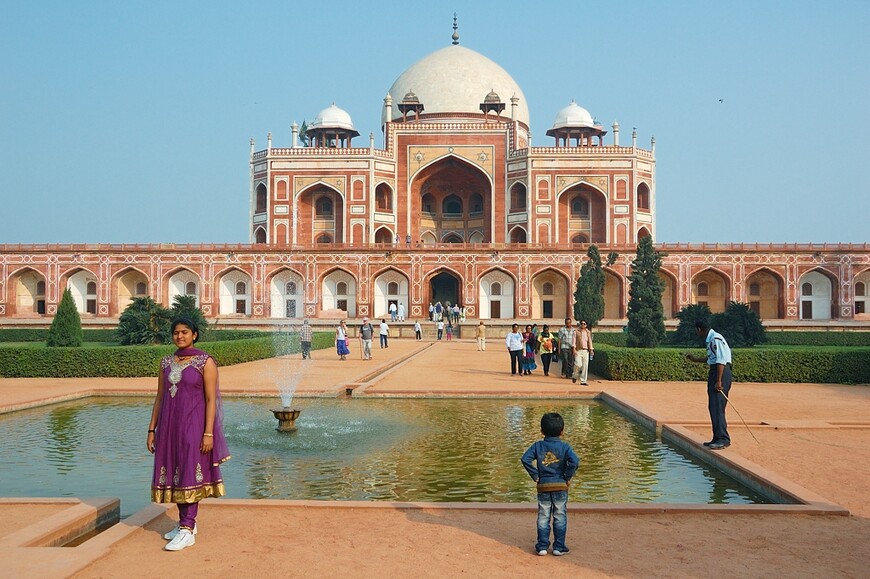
left=414, top=320, right=422, bottom=340
left=572, top=320, right=594, bottom=385
left=379, top=319, right=390, bottom=348
left=505, top=323, right=524, bottom=376
left=686, top=320, right=733, bottom=450
left=436, top=319, right=444, bottom=340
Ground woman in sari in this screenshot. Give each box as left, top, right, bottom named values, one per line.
left=521, top=324, right=538, bottom=375
left=335, top=320, right=350, bottom=360
left=146, top=317, right=230, bottom=551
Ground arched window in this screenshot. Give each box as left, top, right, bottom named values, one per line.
left=255, top=228, right=266, bottom=243
left=316, top=233, right=332, bottom=244
left=376, top=184, right=393, bottom=211
left=315, top=196, right=333, bottom=217
left=856, top=281, right=866, bottom=296
left=442, top=195, right=462, bottom=216
left=443, top=233, right=463, bottom=243
left=510, top=182, right=526, bottom=211
left=387, top=282, right=399, bottom=295
left=637, top=183, right=650, bottom=211
left=510, top=228, right=527, bottom=243
left=135, top=282, right=147, bottom=296
left=543, top=282, right=554, bottom=296
left=749, top=283, right=760, bottom=296
left=470, top=193, right=483, bottom=214
left=86, top=281, right=97, bottom=294
left=235, top=281, right=247, bottom=295
left=698, top=282, right=709, bottom=297
left=491, top=282, right=502, bottom=296
left=255, top=184, right=267, bottom=213
left=36, top=281, right=46, bottom=295
left=336, top=282, right=348, bottom=295
left=286, top=281, right=297, bottom=294
left=571, top=197, right=589, bottom=218
left=422, top=193, right=436, bottom=216
left=571, top=233, right=589, bottom=244
left=185, top=282, right=197, bottom=295
left=802, top=282, right=813, bottom=296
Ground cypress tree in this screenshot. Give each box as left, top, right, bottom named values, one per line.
left=626, top=236, right=666, bottom=347
left=47, top=288, right=83, bottom=347
left=573, top=245, right=618, bottom=328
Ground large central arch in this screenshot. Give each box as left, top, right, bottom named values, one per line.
left=428, top=270, right=461, bottom=310
left=410, top=156, right=492, bottom=244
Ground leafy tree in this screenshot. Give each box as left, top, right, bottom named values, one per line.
left=712, top=301, right=767, bottom=347
left=671, top=303, right=713, bottom=346
left=573, top=245, right=618, bottom=328
left=47, top=288, right=83, bottom=347
left=117, top=297, right=172, bottom=345
left=626, top=236, right=666, bottom=347
left=169, top=295, right=209, bottom=335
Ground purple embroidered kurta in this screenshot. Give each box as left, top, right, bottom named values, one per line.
left=151, top=353, right=230, bottom=504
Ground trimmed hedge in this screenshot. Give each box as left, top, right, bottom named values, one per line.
left=592, top=345, right=870, bottom=384
left=0, top=329, right=118, bottom=343
left=0, top=332, right=333, bottom=378
left=763, top=331, right=870, bottom=347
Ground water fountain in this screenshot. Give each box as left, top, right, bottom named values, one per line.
left=268, top=323, right=305, bottom=432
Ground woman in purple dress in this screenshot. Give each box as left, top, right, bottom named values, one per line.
left=146, top=317, right=230, bottom=551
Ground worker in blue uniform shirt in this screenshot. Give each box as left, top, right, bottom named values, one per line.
left=686, top=320, right=733, bottom=450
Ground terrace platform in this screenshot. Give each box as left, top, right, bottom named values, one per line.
left=0, top=338, right=868, bottom=577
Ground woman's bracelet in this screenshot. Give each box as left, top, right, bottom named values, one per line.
left=148, top=429, right=156, bottom=433
left=203, top=433, right=213, bottom=437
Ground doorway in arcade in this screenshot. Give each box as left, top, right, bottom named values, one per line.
left=430, top=272, right=460, bottom=311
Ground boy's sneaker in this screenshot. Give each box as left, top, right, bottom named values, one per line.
left=537, top=550, right=548, bottom=556
left=552, top=548, right=570, bottom=556
left=163, top=524, right=197, bottom=541
left=164, top=528, right=195, bottom=551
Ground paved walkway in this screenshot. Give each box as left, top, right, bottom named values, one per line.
left=1, top=338, right=868, bottom=577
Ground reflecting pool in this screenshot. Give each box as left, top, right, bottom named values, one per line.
left=0, top=397, right=769, bottom=517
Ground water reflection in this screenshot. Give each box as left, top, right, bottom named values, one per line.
left=0, top=397, right=769, bottom=518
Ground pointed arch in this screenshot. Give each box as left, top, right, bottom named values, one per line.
left=798, top=267, right=838, bottom=320
left=62, top=267, right=99, bottom=315
left=374, top=226, right=394, bottom=244
left=320, top=267, right=357, bottom=317
left=164, top=266, right=202, bottom=308
left=531, top=267, right=571, bottom=319
left=508, top=226, right=527, bottom=244
left=372, top=267, right=410, bottom=319
left=637, top=181, right=651, bottom=211
left=296, top=181, right=345, bottom=244
left=745, top=267, right=785, bottom=319
left=268, top=267, right=304, bottom=318
left=556, top=180, right=608, bottom=244
left=853, top=267, right=870, bottom=316
left=691, top=268, right=731, bottom=313
left=111, top=266, right=150, bottom=316
left=603, top=268, right=625, bottom=319
left=7, top=266, right=46, bottom=316
left=217, top=266, right=253, bottom=316
left=657, top=268, right=678, bottom=319
left=478, top=267, right=516, bottom=319
left=424, top=266, right=464, bottom=312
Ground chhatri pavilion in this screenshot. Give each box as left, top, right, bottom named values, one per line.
left=2, top=25, right=868, bottom=328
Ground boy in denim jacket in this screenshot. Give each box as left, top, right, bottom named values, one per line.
left=520, top=412, right=580, bottom=556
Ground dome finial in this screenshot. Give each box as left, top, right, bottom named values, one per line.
left=452, top=13, right=459, bottom=45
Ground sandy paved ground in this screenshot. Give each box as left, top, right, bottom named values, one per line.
left=1, top=337, right=868, bottom=578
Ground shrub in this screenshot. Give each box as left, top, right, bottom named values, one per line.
left=764, top=331, right=870, bottom=346
left=47, top=289, right=83, bottom=347
left=711, top=301, right=766, bottom=347
left=670, top=304, right=712, bottom=346
left=117, top=297, right=172, bottom=345
left=574, top=245, right=618, bottom=328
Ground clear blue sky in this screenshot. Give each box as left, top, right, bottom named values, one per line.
left=2, top=1, right=867, bottom=244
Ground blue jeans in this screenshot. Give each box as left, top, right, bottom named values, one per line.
left=536, top=490, right=568, bottom=552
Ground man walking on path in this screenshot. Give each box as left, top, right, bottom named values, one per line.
left=300, top=319, right=313, bottom=359
left=389, top=302, right=398, bottom=322
left=359, top=317, right=375, bottom=360
left=572, top=320, right=594, bottom=385
left=557, top=319, right=577, bottom=379
left=476, top=320, right=486, bottom=351
left=686, top=320, right=733, bottom=450
left=379, top=319, right=390, bottom=348
left=505, top=323, right=524, bottom=376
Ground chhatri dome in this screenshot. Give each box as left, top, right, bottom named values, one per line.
left=383, top=25, right=530, bottom=126
left=308, top=102, right=358, bottom=134
left=549, top=100, right=595, bottom=131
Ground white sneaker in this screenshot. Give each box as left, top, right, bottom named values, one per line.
left=164, top=528, right=195, bottom=551
left=537, top=550, right=548, bottom=556
left=163, top=524, right=198, bottom=540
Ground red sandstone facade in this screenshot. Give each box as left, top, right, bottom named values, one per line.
left=2, top=40, right=868, bottom=326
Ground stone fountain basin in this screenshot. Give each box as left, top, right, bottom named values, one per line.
left=272, top=407, right=302, bottom=432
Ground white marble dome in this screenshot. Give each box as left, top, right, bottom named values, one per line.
left=384, top=45, right=529, bottom=126
left=310, top=103, right=356, bottom=131
left=551, top=100, right=595, bottom=130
